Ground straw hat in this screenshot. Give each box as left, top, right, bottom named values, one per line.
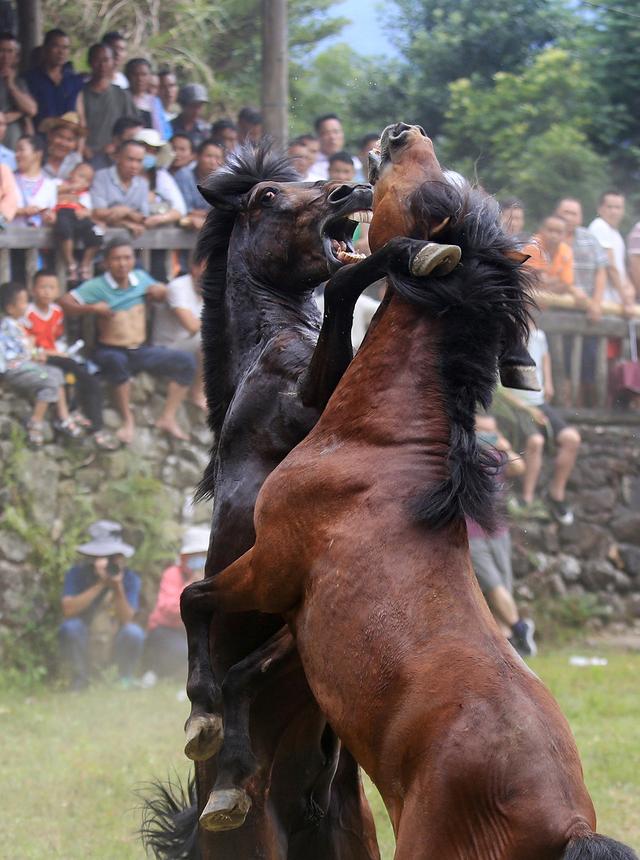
left=39, top=111, right=87, bottom=137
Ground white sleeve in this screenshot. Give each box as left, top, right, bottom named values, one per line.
left=589, top=220, right=612, bottom=250
left=156, top=170, right=187, bottom=216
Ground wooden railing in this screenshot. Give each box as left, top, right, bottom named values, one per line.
left=536, top=293, right=639, bottom=410
left=0, top=225, right=197, bottom=290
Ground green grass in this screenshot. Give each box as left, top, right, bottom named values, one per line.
left=0, top=648, right=638, bottom=858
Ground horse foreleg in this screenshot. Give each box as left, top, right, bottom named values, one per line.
left=181, top=549, right=261, bottom=762
left=301, top=237, right=450, bottom=410
left=199, top=625, right=298, bottom=832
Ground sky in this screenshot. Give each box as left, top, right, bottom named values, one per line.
left=322, top=0, right=401, bottom=59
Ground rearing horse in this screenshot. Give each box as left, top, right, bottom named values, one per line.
left=179, top=126, right=637, bottom=860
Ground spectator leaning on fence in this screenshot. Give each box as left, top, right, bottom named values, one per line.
left=14, top=134, right=57, bottom=227
left=0, top=281, right=81, bottom=447
left=0, top=31, right=37, bottom=150
left=59, top=238, right=196, bottom=444
left=171, top=84, right=211, bottom=149
left=53, top=161, right=103, bottom=282
left=40, top=110, right=84, bottom=180
left=25, top=29, right=83, bottom=128
left=89, top=115, right=143, bottom=173
left=174, top=138, right=222, bottom=231
left=588, top=191, right=636, bottom=311
left=135, top=128, right=186, bottom=229
left=90, top=138, right=148, bottom=235
left=76, top=43, right=138, bottom=161
left=555, top=197, right=609, bottom=406
left=60, top=520, right=144, bottom=691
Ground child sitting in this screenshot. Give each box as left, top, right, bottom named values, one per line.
left=24, top=270, right=117, bottom=450
left=54, top=162, right=103, bottom=283
left=0, top=281, right=81, bottom=447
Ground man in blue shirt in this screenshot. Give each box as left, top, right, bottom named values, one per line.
left=25, top=29, right=83, bottom=128
left=59, top=521, right=145, bottom=690
left=59, top=237, right=196, bottom=444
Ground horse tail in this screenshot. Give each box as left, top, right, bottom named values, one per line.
left=412, top=422, right=502, bottom=534
left=139, top=772, right=200, bottom=860
left=562, top=832, right=638, bottom=860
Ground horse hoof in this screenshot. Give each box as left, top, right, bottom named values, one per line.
left=184, top=713, right=224, bottom=761
left=199, top=788, right=252, bottom=832
left=411, top=242, right=461, bottom=277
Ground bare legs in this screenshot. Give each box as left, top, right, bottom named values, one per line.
left=485, top=585, right=519, bottom=637
left=113, top=381, right=135, bottom=444
left=113, top=380, right=190, bottom=444
left=521, top=427, right=581, bottom=504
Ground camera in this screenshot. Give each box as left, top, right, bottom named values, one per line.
left=106, top=557, right=121, bottom=577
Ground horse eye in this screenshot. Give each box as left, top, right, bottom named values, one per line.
left=261, top=190, right=277, bottom=206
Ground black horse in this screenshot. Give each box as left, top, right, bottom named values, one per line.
left=144, top=144, right=435, bottom=860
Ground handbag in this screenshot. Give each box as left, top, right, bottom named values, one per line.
left=612, top=320, right=640, bottom=396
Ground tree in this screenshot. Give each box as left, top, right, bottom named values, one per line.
left=441, top=48, right=608, bottom=220
left=381, top=0, right=572, bottom=137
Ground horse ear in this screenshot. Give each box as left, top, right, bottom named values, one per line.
left=503, top=249, right=530, bottom=265
left=197, top=185, right=245, bottom=211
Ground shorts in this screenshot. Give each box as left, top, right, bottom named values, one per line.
left=492, top=393, right=561, bottom=455
left=54, top=209, right=103, bottom=247
left=470, top=531, right=512, bottom=594
left=4, top=361, right=64, bottom=402
left=539, top=403, right=567, bottom=440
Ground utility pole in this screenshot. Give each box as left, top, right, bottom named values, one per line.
left=17, top=0, right=43, bottom=72
left=261, top=0, right=288, bottom=148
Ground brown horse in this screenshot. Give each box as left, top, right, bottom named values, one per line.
left=180, top=126, right=637, bottom=860
left=168, top=144, right=444, bottom=859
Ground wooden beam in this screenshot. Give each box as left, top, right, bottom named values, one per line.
left=261, top=0, right=288, bottom=148
left=17, top=0, right=43, bottom=70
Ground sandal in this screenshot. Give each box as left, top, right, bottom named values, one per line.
left=92, top=430, right=120, bottom=451
left=70, top=410, right=92, bottom=430
left=26, top=420, right=45, bottom=448
left=55, top=417, right=83, bottom=440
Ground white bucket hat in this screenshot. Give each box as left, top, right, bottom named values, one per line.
left=180, top=526, right=210, bottom=556
left=77, top=520, right=134, bottom=558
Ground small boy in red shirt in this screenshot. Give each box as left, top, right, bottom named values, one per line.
left=25, top=270, right=117, bottom=449
left=54, top=162, right=103, bottom=283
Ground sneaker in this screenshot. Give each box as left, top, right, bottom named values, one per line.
left=510, top=618, right=537, bottom=658
left=546, top=495, right=574, bottom=526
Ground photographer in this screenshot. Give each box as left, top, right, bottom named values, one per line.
left=59, top=520, right=145, bottom=690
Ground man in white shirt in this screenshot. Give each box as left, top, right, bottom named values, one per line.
left=588, top=191, right=636, bottom=311
left=307, top=113, right=361, bottom=181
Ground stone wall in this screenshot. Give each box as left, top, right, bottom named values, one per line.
left=0, top=376, right=639, bottom=664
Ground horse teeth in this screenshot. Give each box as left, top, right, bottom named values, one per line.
left=351, top=211, right=373, bottom=223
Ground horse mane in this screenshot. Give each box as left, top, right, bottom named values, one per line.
left=388, top=179, right=535, bottom=533
left=195, top=143, right=300, bottom=500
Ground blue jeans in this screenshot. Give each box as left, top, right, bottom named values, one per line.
left=59, top=618, right=145, bottom=684
left=93, top=343, right=196, bottom=387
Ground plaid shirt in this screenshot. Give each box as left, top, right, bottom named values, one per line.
left=570, top=226, right=608, bottom=296
left=0, top=316, right=31, bottom=374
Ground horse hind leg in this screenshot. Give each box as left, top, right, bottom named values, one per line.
left=200, top=626, right=298, bottom=833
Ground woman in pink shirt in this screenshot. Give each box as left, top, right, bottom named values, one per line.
left=143, top=526, right=209, bottom=682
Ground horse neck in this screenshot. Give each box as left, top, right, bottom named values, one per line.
left=325, top=294, right=450, bottom=452
left=220, top=256, right=319, bottom=394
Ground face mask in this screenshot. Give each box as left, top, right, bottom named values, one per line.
left=143, top=153, right=157, bottom=170
left=185, top=554, right=207, bottom=573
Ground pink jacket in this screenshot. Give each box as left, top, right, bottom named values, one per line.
left=147, top=564, right=190, bottom=631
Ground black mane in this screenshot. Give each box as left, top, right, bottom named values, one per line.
left=196, top=142, right=300, bottom=455
left=388, top=179, right=535, bottom=533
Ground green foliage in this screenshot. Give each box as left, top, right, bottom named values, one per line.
left=382, top=0, right=572, bottom=137
left=440, top=49, right=608, bottom=219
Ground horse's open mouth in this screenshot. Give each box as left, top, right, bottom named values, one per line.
left=321, top=209, right=372, bottom=268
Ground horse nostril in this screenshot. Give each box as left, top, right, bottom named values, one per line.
left=389, top=122, right=414, bottom=145
left=328, top=184, right=354, bottom=204
left=416, top=125, right=427, bottom=137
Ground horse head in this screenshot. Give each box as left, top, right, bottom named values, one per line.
left=197, top=143, right=373, bottom=292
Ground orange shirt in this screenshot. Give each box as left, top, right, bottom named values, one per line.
left=524, top=237, right=574, bottom=289
left=24, top=302, right=64, bottom=351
